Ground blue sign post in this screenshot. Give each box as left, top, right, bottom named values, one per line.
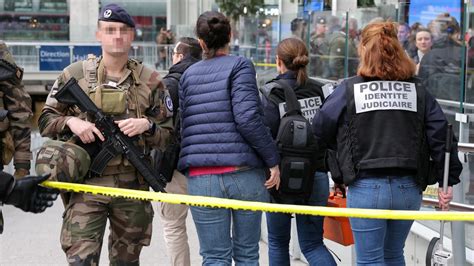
left=72, top=46, right=102, bottom=62
left=39, top=46, right=70, bottom=71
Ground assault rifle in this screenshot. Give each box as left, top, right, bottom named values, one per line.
left=54, top=77, right=167, bottom=192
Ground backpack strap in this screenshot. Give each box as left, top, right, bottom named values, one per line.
left=273, top=79, right=302, bottom=116
left=166, top=72, right=182, bottom=82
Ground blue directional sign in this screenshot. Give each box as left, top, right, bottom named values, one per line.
left=72, top=46, right=102, bottom=62
left=39, top=46, right=70, bottom=71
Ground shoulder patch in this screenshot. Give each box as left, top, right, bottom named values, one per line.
left=165, top=95, right=173, bottom=113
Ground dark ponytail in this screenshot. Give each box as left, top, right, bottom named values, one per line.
left=195, top=11, right=231, bottom=58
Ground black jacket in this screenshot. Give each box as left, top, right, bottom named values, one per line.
left=312, top=76, right=463, bottom=187
left=418, top=38, right=463, bottom=101
left=261, top=71, right=328, bottom=171
left=163, top=56, right=200, bottom=121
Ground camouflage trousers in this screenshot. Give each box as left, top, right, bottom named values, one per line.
left=60, top=168, right=153, bottom=266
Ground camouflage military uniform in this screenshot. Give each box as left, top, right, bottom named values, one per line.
left=325, top=31, right=359, bottom=80
left=309, top=32, right=328, bottom=77
left=0, top=41, right=32, bottom=175
left=38, top=56, right=172, bottom=265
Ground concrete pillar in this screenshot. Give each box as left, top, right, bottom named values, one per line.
left=69, top=0, right=99, bottom=42
left=279, top=0, right=299, bottom=40
left=336, top=0, right=356, bottom=13
left=167, top=0, right=215, bottom=38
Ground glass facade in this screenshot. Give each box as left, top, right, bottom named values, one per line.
left=230, top=0, right=473, bottom=253
left=0, top=0, right=69, bottom=41
left=0, top=0, right=166, bottom=42
left=99, top=0, right=166, bottom=42
left=236, top=7, right=472, bottom=232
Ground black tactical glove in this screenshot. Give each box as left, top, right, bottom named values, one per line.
left=4, top=173, right=59, bottom=213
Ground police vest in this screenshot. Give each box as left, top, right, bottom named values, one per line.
left=262, top=77, right=328, bottom=171
left=337, top=76, right=429, bottom=186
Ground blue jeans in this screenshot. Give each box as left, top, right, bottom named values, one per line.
left=187, top=167, right=270, bottom=266
left=266, top=172, right=336, bottom=266
left=348, top=176, right=422, bottom=266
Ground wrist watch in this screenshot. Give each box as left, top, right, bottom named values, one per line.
left=147, top=119, right=156, bottom=134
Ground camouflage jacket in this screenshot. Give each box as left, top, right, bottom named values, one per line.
left=325, top=31, right=359, bottom=80
left=39, top=56, right=173, bottom=154
left=0, top=41, right=32, bottom=170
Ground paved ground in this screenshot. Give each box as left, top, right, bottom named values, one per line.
left=0, top=200, right=307, bottom=266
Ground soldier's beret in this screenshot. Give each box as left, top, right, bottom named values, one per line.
left=316, top=16, right=326, bottom=25
left=98, top=3, right=135, bottom=28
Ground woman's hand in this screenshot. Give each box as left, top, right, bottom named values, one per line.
left=265, top=165, right=280, bottom=190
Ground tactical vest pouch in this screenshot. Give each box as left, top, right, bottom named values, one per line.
left=279, top=156, right=313, bottom=194
left=1, top=131, right=14, bottom=165
left=88, top=84, right=127, bottom=115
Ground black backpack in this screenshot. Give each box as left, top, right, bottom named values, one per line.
left=269, top=80, right=319, bottom=204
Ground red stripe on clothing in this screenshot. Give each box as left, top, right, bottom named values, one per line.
left=188, top=166, right=237, bottom=177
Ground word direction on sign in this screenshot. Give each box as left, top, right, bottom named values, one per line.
left=354, top=81, right=417, bottom=114
left=39, top=46, right=70, bottom=71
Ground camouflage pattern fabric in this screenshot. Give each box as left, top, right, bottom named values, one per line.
left=325, top=32, right=359, bottom=80
left=309, top=32, right=329, bottom=77
left=35, top=140, right=90, bottom=183
left=0, top=41, right=32, bottom=173
left=61, top=173, right=153, bottom=265
left=38, top=57, right=171, bottom=264
left=39, top=57, right=172, bottom=150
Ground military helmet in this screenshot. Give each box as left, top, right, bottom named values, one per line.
left=35, top=140, right=90, bottom=183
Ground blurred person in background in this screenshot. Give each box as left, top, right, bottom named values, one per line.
left=291, top=17, right=308, bottom=41
left=156, top=28, right=176, bottom=69
left=310, top=16, right=328, bottom=77
left=412, top=28, right=433, bottom=74
left=398, top=22, right=416, bottom=58
left=324, top=16, right=358, bottom=79
left=419, top=14, right=462, bottom=101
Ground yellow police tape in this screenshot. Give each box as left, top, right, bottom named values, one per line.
left=43, top=181, right=474, bottom=221
left=254, top=63, right=277, bottom=67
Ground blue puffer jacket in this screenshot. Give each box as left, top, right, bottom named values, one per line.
left=178, top=55, right=280, bottom=171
